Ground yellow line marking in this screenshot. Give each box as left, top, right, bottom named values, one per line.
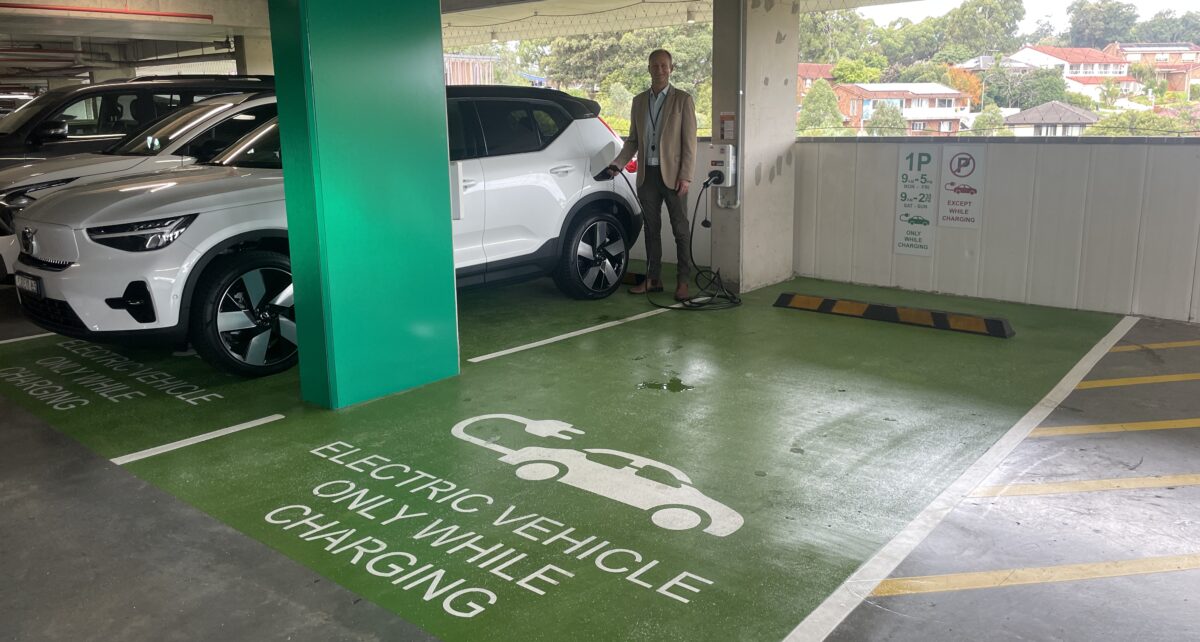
left=1076, top=373, right=1200, bottom=389
left=1031, top=417, right=1200, bottom=437
left=788, top=294, right=824, bottom=311
left=871, top=553, right=1200, bottom=597
left=948, top=314, right=988, bottom=334
left=831, top=300, right=869, bottom=316
left=1111, top=340, right=1200, bottom=353
left=971, top=473, right=1200, bottom=497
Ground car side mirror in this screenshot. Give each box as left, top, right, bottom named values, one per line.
left=33, top=120, right=68, bottom=142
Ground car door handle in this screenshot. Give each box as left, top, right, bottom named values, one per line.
left=549, top=165, right=574, bottom=176
left=462, top=178, right=478, bottom=188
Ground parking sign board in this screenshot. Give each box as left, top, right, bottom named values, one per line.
left=895, top=145, right=941, bottom=256
left=938, top=145, right=986, bottom=229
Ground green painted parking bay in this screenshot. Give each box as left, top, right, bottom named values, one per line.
left=0, top=277, right=1118, bottom=640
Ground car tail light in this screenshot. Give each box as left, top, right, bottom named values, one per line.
left=598, top=117, right=620, bottom=139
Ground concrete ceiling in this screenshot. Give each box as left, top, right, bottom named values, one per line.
left=443, top=0, right=918, bottom=48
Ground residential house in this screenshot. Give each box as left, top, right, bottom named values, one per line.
left=444, top=54, right=497, bottom=85
left=1103, top=42, right=1200, bottom=93
left=1008, top=45, right=1140, bottom=100
left=1003, top=101, right=1099, bottom=137
left=797, top=63, right=835, bottom=102
left=834, top=83, right=970, bottom=136
left=955, top=55, right=1037, bottom=74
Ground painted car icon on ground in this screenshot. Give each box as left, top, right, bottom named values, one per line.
left=451, top=414, right=744, bottom=537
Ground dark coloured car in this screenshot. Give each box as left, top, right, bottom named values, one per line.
left=0, top=75, right=273, bottom=170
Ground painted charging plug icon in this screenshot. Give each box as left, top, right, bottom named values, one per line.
left=451, top=414, right=744, bottom=537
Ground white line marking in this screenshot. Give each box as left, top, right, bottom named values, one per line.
left=0, top=332, right=53, bottom=345
left=784, top=315, right=1139, bottom=642
left=467, top=307, right=674, bottom=363
left=111, top=414, right=286, bottom=466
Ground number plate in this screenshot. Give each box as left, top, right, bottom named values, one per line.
left=14, top=272, right=42, bottom=299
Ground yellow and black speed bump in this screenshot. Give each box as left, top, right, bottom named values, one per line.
left=773, top=293, right=1015, bottom=339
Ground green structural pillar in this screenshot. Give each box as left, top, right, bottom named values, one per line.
left=267, top=0, right=459, bottom=408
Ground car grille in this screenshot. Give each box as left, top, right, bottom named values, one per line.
left=20, top=295, right=86, bottom=331
left=19, top=252, right=73, bottom=272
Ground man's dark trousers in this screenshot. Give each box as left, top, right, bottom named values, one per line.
left=638, top=165, right=691, bottom=283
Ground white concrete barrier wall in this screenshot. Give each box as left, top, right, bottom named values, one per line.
left=793, top=139, right=1200, bottom=323
left=629, top=141, right=716, bottom=269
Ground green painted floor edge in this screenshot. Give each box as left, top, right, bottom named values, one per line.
left=0, top=275, right=1119, bottom=640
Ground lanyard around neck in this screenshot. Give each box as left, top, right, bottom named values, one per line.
left=649, top=87, right=668, bottom=132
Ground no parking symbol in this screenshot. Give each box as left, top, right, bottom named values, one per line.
left=939, top=145, right=986, bottom=229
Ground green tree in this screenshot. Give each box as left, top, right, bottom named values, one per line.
left=1129, top=62, right=1168, bottom=100
left=1020, top=68, right=1068, bottom=109
left=1067, top=0, right=1138, bottom=48
left=898, top=61, right=949, bottom=84
left=875, top=18, right=945, bottom=68
left=941, top=0, right=1025, bottom=54
left=1067, top=89, right=1100, bottom=110
left=1023, top=17, right=1064, bottom=45
left=985, top=68, right=1066, bottom=110
left=797, top=10, right=876, bottom=63
left=1096, top=82, right=1120, bottom=108
left=1085, top=110, right=1190, bottom=136
left=1192, top=85, right=1200, bottom=102
left=541, top=33, right=623, bottom=97
left=831, top=58, right=883, bottom=83
left=1131, top=10, right=1200, bottom=43
left=968, top=104, right=1014, bottom=136
left=865, top=101, right=905, bottom=136
left=796, top=79, right=849, bottom=136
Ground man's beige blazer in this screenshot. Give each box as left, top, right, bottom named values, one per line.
left=613, top=86, right=698, bottom=188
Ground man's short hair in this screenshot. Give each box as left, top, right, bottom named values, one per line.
left=648, top=49, right=673, bottom=65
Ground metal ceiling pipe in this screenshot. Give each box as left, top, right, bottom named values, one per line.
left=0, top=3, right=213, bottom=21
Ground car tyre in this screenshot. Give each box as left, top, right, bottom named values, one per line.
left=553, top=210, right=628, bottom=300
left=190, top=250, right=298, bottom=377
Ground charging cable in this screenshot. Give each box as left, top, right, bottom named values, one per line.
left=595, top=167, right=741, bottom=312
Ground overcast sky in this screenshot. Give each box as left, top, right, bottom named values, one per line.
left=857, top=0, right=1182, bottom=34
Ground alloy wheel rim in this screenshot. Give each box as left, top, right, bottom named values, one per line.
left=575, top=220, right=626, bottom=292
left=215, top=267, right=297, bottom=367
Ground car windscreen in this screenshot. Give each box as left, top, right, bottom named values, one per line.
left=106, top=101, right=236, bottom=156
left=0, top=90, right=64, bottom=135
left=206, top=118, right=280, bottom=169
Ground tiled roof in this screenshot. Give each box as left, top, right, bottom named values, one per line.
left=1004, top=101, right=1100, bottom=126
left=1066, top=75, right=1137, bottom=85
left=1112, top=42, right=1200, bottom=52
left=1031, top=46, right=1126, bottom=64
left=797, top=63, right=834, bottom=78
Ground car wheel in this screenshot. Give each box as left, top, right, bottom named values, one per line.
left=514, top=461, right=566, bottom=481
left=553, top=210, right=628, bottom=300
left=650, top=506, right=705, bottom=531
left=190, top=250, right=298, bottom=377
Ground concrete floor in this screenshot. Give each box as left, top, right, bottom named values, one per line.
left=1, top=272, right=1194, bottom=640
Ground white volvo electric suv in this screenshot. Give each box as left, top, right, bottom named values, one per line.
left=12, top=86, right=641, bottom=376
left=0, top=92, right=277, bottom=278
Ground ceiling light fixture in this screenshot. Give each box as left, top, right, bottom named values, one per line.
left=686, top=8, right=696, bottom=23
left=490, top=31, right=499, bottom=43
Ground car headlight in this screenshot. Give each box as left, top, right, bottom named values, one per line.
left=87, top=214, right=198, bottom=252
left=0, top=178, right=79, bottom=234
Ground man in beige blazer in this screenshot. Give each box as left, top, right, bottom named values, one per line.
left=606, top=49, right=698, bottom=301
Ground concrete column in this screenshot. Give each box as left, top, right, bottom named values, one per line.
left=268, top=0, right=459, bottom=408
left=47, top=77, right=88, bottom=90
left=90, top=66, right=135, bottom=83
left=711, top=0, right=798, bottom=293
left=234, top=35, right=274, bottom=75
